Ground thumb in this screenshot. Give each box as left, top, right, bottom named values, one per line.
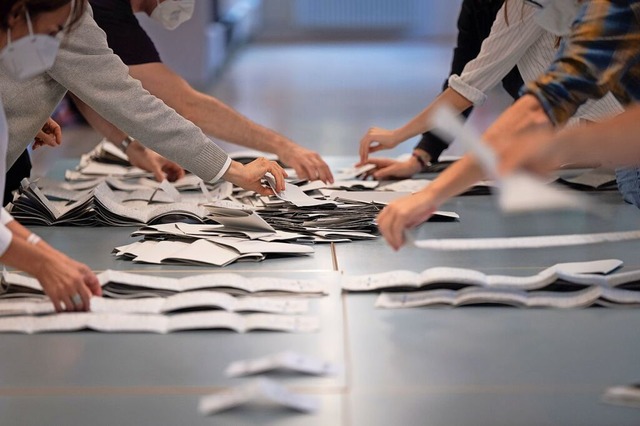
left=151, top=163, right=165, bottom=182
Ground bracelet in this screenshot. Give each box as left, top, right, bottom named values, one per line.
left=27, top=233, right=41, bottom=245
left=411, top=152, right=428, bottom=169
left=119, top=135, right=134, bottom=153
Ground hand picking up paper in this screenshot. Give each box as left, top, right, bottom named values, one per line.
left=430, top=105, right=593, bottom=214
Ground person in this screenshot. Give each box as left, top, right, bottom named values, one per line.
left=359, top=0, right=524, bottom=180
left=359, top=0, right=622, bottom=175
left=62, top=0, right=332, bottom=184
left=376, top=0, right=640, bottom=250
left=0, top=3, right=288, bottom=201
left=0, top=0, right=101, bottom=312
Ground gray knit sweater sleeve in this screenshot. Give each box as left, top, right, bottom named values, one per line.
left=48, top=8, right=230, bottom=181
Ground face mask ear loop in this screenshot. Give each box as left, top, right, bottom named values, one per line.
left=25, top=9, right=35, bottom=38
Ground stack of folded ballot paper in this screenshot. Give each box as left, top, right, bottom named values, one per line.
left=340, top=259, right=640, bottom=309
left=0, top=270, right=327, bottom=334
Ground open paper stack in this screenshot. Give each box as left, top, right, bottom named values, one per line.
left=340, top=259, right=640, bottom=309
left=0, top=270, right=325, bottom=334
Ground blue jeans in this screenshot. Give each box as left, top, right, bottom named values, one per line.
left=616, top=167, right=640, bottom=208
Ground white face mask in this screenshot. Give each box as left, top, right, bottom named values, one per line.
left=0, top=10, right=61, bottom=81
left=150, top=0, right=195, bottom=30
left=528, top=0, right=582, bottom=36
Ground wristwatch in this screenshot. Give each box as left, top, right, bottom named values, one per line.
left=119, top=135, right=134, bottom=153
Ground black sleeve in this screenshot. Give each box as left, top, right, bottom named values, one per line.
left=89, top=0, right=162, bottom=66
left=415, top=0, right=522, bottom=163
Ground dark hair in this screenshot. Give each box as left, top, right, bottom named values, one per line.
left=0, top=0, right=86, bottom=32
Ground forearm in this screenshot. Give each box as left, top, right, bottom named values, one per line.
left=415, top=154, right=486, bottom=206
left=69, top=93, right=127, bottom=145
left=552, top=105, right=640, bottom=168
left=181, top=91, right=296, bottom=156
left=395, top=88, right=473, bottom=143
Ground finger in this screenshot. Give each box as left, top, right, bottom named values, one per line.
left=253, top=184, right=275, bottom=196
left=49, top=292, right=63, bottom=313
left=269, top=162, right=287, bottom=192
left=85, top=272, right=102, bottom=296
left=32, top=140, right=44, bottom=150
left=51, top=121, right=63, bottom=144
left=359, top=139, right=373, bottom=163
left=295, top=162, right=314, bottom=182
left=34, top=131, right=57, bottom=147
left=316, top=160, right=333, bottom=184
left=151, top=163, right=165, bottom=182
left=389, top=213, right=406, bottom=251
left=77, top=285, right=91, bottom=312
left=61, top=294, right=75, bottom=312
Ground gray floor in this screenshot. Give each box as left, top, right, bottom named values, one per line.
left=11, top=42, right=640, bottom=425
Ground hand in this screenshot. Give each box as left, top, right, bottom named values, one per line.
left=278, top=145, right=334, bottom=184
left=358, top=157, right=422, bottom=180
left=34, top=250, right=102, bottom=312
left=377, top=192, right=438, bottom=251
left=126, top=140, right=186, bottom=182
left=223, top=158, right=288, bottom=195
left=32, top=117, right=62, bottom=150
left=359, top=127, right=403, bottom=163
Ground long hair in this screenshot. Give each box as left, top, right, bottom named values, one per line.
left=0, top=0, right=86, bottom=32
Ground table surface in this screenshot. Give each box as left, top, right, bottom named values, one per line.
left=3, top=160, right=640, bottom=425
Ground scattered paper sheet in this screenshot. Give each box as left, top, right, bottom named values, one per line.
left=225, top=351, right=340, bottom=377
left=0, top=312, right=320, bottom=334
left=409, top=230, right=640, bottom=250
left=2, top=270, right=329, bottom=297
left=0, top=292, right=309, bottom=316
left=265, top=176, right=336, bottom=208
left=198, top=378, right=319, bottom=415
left=603, top=384, right=640, bottom=408
left=341, top=259, right=623, bottom=291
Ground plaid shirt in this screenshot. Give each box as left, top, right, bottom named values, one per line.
left=525, top=0, right=640, bottom=125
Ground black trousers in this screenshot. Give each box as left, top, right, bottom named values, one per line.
left=4, top=149, right=31, bottom=206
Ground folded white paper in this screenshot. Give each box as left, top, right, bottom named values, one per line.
left=342, top=259, right=623, bottom=291
left=225, top=351, right=339, bottom=377
left=198, top=378, right=319, bottom=415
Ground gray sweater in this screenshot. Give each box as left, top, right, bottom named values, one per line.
left=0, top=6, right=230, bottom=182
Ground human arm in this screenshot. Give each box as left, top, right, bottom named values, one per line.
left=359, top=2, right=543, bottom=162
left=128, top=62, right=333, bottom=183
left=523, top=0, right=640, bottom=125
left=499, top=103, right=640, bottom=176
left=376, top=94, right=550, bottom=250
left=68, top=93, right=185, bottom=182
left=0, top=210, right=101, bottom=312
left=47, top=9, right=229, bottom=182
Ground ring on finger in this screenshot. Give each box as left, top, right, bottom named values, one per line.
left=71, top=293, right=82, bottom=306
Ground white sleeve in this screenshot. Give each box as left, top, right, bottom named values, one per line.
left=448, top=3, right=544, bottom=106
left=0, top=208, right=14, bottom=226
left=0, top=222, right=13, bottom=257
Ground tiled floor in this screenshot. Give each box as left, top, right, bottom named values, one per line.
left=31, top=40, right=512, bottom=175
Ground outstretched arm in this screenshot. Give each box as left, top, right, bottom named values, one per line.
left=129, top=62, right=333, bottom=183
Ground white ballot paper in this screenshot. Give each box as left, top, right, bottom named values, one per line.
left=603, top=384, right=640, bottom=408
left=430, top=105, right=592, bottom=213
left=225, top=351, right=340, bottom=377
left=2, top=270, right=329, bottom=296
left=0, top=312, right=320, bottom=334
left=0, top=293, right=309, bottom=316
left=341, top=259, right=623, bottom=291
left=410, top=230, right=640, bottom=251
left=198, top=378, right=319, bottom=415
left=265, top=176, right=336, bottom=208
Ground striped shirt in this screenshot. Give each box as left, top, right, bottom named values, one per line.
left=450, top=1, right=624, bottom=124
left=525, top=0, right=640, bottom=125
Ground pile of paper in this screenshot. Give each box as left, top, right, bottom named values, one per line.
left=340, top=259, right=640, bottom=309
left=0, top=270, right=325, bottom=334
